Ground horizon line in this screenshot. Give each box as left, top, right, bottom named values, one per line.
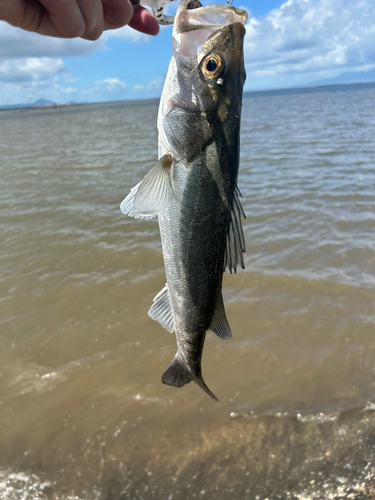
left=1, top=80, right=375, bottom=111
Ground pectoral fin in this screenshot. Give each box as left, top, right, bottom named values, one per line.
left=224, top=186, right=246, bottom=273
left=120, top=154, right=174, bottom=219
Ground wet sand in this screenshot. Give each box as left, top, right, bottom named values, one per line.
left=2, top=405, right=375, bottom=499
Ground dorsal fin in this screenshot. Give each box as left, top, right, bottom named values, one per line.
left=224, top=185, right=246, bottom=274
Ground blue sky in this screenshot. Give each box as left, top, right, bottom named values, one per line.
left=0, top=0, right=375, bottom=105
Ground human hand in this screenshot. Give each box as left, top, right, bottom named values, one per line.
left=0, top=0, right=160, bottom=39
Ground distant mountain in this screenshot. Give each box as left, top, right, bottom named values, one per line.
left=308, top=69, right=375, bottom=88
left=32, top=99, right=56, bottom=107
left=0, top=99, right=58, bottom=110
left=0, top=103, right=27, bottom=110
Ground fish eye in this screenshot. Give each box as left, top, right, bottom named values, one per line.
left=206, top=58, right=217, bottom=72
left=201, top=54, right=225, bottom=81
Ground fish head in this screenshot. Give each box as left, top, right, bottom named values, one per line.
left=158, top=1, right=248, bottom=162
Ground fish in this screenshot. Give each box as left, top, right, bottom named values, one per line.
left=121, top=0, right=247, bottom=401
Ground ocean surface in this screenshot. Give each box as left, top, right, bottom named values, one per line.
left=0, top=83, right=374, bottom=499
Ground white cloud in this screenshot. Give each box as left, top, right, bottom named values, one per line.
left=93, top=78, right=127, bottom=94
left=106, top=25, right=148, bottom=43
left=0, top=21, right=105, bottom=58
left=0, top=20, right=151, bottom=105
left=1, top=0, right=374, bottom=104
left=244, top=0, right=375, bottom=89
left=0, top=79, right=71, bottom=105
left=0, top=58, right=65, bottom=83
left=0, top=56, right=69, bottom=105
left=0, top=20, right=150, bottom=59
left=132, top=76, right=164, bottom=93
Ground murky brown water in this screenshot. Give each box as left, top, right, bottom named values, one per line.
left=0, top=85, right=375, bottom=499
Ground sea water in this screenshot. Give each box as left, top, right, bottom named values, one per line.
left=0, top=84, right=374, bottom=499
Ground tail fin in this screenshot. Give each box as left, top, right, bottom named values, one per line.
left=162, top=354, right=219, bottom=402
left=162, top=355, right=192, bottom=388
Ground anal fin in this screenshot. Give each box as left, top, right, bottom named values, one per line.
left=209, top=293, right=232, bottom=340
left=148, top=284, right=174, bottom=333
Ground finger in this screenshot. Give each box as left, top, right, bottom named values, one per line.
left=0, top=0, right=86, bottom=37
left=77, top=0, right=105, bottom=40
left=0, top=0, right=35, bottom=28
left=128, top=5, right=159, bottom=36
left=37, top=0, right=87, bottom=37
left=102, top=0, right=134, bottom=30
left=38, top=0, right=105, bottom=39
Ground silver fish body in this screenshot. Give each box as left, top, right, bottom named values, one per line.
left=121, top=0, right=247, bottom=400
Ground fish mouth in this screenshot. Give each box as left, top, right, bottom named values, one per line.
left=167, top=102, right=198, bottom=116
left=175, top=5, right=247, bottom=34
left=172, top=1, right=247, bottom=58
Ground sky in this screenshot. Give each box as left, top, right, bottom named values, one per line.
left=0, top=0, right=375, bottom=105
